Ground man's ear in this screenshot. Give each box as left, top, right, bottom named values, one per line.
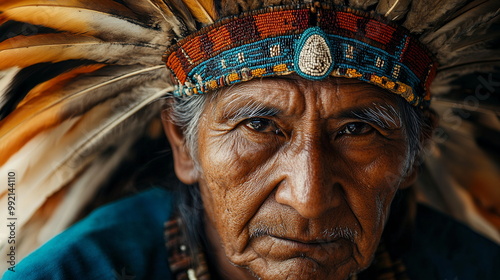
left=400, top=108, right=439, bottom=189
left=161, top=108, right=198, bottom=185
left=400, top=167, right=418, bottom=189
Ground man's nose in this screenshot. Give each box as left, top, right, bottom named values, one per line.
left=274, top=138, right=342, bottom=219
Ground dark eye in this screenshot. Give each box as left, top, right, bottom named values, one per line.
left=244, top=118, right=282, bottom=135
left=339, top=122, right=373, bottom=135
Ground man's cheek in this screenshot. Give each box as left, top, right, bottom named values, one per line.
left=351, top=152, right=407, bottom=192
left=203, top=136, right=266, bottom=179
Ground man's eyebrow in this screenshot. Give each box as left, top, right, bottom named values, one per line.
left=222, top=99, right=281, bottom=121
left=339, top=103, right=402, bottom=129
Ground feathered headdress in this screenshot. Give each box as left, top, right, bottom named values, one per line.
left=0, top=0, right=499, bottom=267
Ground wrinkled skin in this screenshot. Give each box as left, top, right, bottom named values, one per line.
left=165, top=77, right=416, bottom=280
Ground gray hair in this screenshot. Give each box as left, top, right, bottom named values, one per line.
left=168, top=93, right=214, bottom=173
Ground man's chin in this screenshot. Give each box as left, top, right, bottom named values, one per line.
left=244, top=256, right=359, bottom=280
left=235, top=236, right=360, bottom=280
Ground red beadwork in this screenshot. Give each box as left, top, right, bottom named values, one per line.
left=163, top=3, right=437, bottom=107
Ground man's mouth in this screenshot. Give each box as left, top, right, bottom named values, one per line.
left=269, top=234, right=343, bottom=252
left=248, top=234, right=351, bottom=262
left=272, top=234, right=338, bottom=245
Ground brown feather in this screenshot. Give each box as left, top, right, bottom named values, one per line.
left=350, top=0, right=379, bottom=10
left=0, top=5, right=163, bottom=43
left=0, top=35, right=162, bottom=69
left=422, top=0, right=500, bottom=47
left=17, top=65, right=107, bottom=108
left=404, top=0, right=468, bottom=33
left=0, top=0, right=128, bottom=12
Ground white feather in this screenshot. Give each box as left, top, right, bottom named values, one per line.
left=0, top=68, right=20, bottom=109
left=0, top=85, right=170, bottom=265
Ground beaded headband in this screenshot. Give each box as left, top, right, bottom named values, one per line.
left=163, top=4, right=437, bottom=108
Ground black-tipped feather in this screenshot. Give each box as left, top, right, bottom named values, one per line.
left=0, top=60, right=96, bottom=120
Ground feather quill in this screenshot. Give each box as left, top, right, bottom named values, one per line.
left=376, top=0, right=412, bottom=21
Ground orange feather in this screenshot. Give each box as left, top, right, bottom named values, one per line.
left=182, top=0, right=217, bottom=24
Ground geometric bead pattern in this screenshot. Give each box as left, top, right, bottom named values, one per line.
left=164, top=4, right=437, bottom=108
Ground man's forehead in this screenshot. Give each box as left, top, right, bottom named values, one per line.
left=213, top=77, right=402, bottom=118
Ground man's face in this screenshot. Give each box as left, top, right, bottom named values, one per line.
left=195, top=77, right=411, bottom=280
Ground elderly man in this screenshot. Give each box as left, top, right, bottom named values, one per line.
left=1, top=0, right=499, bottom=279
left=161, top=75, right=432, bottom=279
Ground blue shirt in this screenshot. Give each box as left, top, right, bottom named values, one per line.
left=402, top=205, right=500, bottom=279
left=3, top=188, right=175, bottom=280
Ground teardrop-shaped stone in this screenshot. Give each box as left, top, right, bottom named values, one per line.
left=297, top=33, right=333, bottom=78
